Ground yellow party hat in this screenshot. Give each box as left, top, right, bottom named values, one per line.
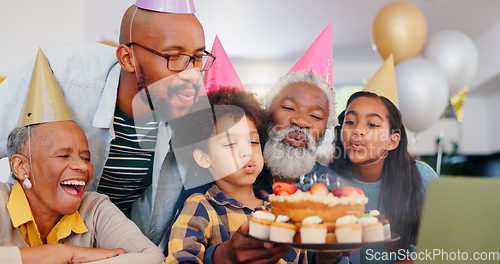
left=19, top=48, right=73, bottom=127
left=450, top=86, right=468, bottom=122
left=363, top=54, right=399, bottom=108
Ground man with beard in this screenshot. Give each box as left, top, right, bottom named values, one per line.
left=256, top=25, right=351, bottom=264
left=256, top=24, right=346, bottom=194
left=257, top=70, right=342, bottom=192
left=0, top=0, right=214, bottom=246
left=256, top=69, right=352, bottom=264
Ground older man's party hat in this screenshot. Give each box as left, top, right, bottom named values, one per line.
left=203, top=36, right=244, bottom=93
left=363, top=54, right=399, bottom=108
left=266, top=23, right=336, bottom=128
left=288, top=23, right=333, bottom=87
left=19, top=48, right=73, bottom=127
left=135, top=0, right=195, bottom=13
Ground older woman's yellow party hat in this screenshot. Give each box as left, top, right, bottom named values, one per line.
left=18, top=48, right=73, bottom=127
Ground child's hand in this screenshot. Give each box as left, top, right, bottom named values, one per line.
left=212, top=221, right=290, bottom=264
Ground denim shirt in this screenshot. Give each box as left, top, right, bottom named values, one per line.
left=0, top=42, right=183, bottom=245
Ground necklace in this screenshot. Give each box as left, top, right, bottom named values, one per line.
left=358, top=150, right=387, bottom=167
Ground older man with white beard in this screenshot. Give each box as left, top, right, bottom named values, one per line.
left=255, top=70, right=346, bottom=194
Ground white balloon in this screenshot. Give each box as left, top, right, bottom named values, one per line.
left=396, top=58, right=449, bottom=133
left=423, top=30, right=479, bottom=96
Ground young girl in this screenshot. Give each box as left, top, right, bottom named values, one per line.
left=165, top=88, right=303, bottom=264
left=329, top=91, right=438, bottom=264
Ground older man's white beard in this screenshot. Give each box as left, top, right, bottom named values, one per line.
left=263, top=126, right=322, bottom=180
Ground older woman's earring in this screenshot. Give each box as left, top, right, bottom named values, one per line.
left=22, top=174, right=32, bottom=190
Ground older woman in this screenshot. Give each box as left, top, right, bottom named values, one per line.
left=0, top=120, right=165, bottom=263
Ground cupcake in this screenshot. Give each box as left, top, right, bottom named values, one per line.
left=359, top=214, right=384, bottom=242
left=269, top=215, right=297, bottom=243
left=293, top=223, right=302, bottom=243
left=335, top=215, right=362, bottom=243
left=249, top=208, right=276, bottom=239
left=369, top=210, right=391, bottom=240
left=324, top=222, right=337, bottom=243
left=300, top=216, right=327, bottom=244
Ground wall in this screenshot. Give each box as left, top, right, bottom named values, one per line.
left=0, top=1, right=134, bottom=182
left=0, top=0, right=86, bottom=74
left=83, top=0, right=135, bottom=44
left=0, top=0, right=88, bottom=182
left=0, top=159, right=9, bottom=183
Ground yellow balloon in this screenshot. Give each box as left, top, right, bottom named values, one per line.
left=373, top=1, right=427, bottom=64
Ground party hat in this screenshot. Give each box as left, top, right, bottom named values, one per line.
left=203, top=36, right=244, bottom=93
left=288, top=23, right=333, bottom=87
left=450, top=86, right=468, bottom=122
left=135, top=0, right=195, bottom=14
left=363, top=54, right=399, bottom=108
left=19, top=48, right=73, bottom=127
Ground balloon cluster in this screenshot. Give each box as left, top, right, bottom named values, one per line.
left=372, top=1, right=478, bottom=132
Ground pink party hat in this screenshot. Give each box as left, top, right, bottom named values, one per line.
left=203, top=36, right=244, bottom=93
left=288, top=23, right=333, bottom=87
left=135, top=0, right=195, bottom=14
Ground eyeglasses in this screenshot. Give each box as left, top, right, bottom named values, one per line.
left=126, top=42, right=216, bottom=72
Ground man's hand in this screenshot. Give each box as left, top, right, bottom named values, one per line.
left=213, top=221, right=290, bottom=264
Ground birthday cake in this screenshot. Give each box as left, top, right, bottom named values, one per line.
left=251, top=181, right=393, bottom=244
left=269, top=182, right=368, bottom=224
left=265, top=181, right=369, bottom=243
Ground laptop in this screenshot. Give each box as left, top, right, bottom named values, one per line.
left=415, top=176, right=500, bottom=263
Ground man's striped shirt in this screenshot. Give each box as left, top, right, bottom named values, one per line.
left=97, top=106, right=158, bottom=216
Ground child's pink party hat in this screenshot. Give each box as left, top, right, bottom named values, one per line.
left=203, top=36, right=245, bottom=93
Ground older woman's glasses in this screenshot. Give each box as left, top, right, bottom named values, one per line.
left=125, top=42, right=216, bottom=72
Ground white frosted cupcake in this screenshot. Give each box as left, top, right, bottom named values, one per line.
left=249, top=209, right=276, bottom=239
left=300, top=216, right=327, bottom=244
left=335, top=215, right=362, bottom=243
left=359, top=214, right=384, bottom=242
left=269, top=215, right=296, bottom=243
left=370, top=210, right=391, bottom=240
